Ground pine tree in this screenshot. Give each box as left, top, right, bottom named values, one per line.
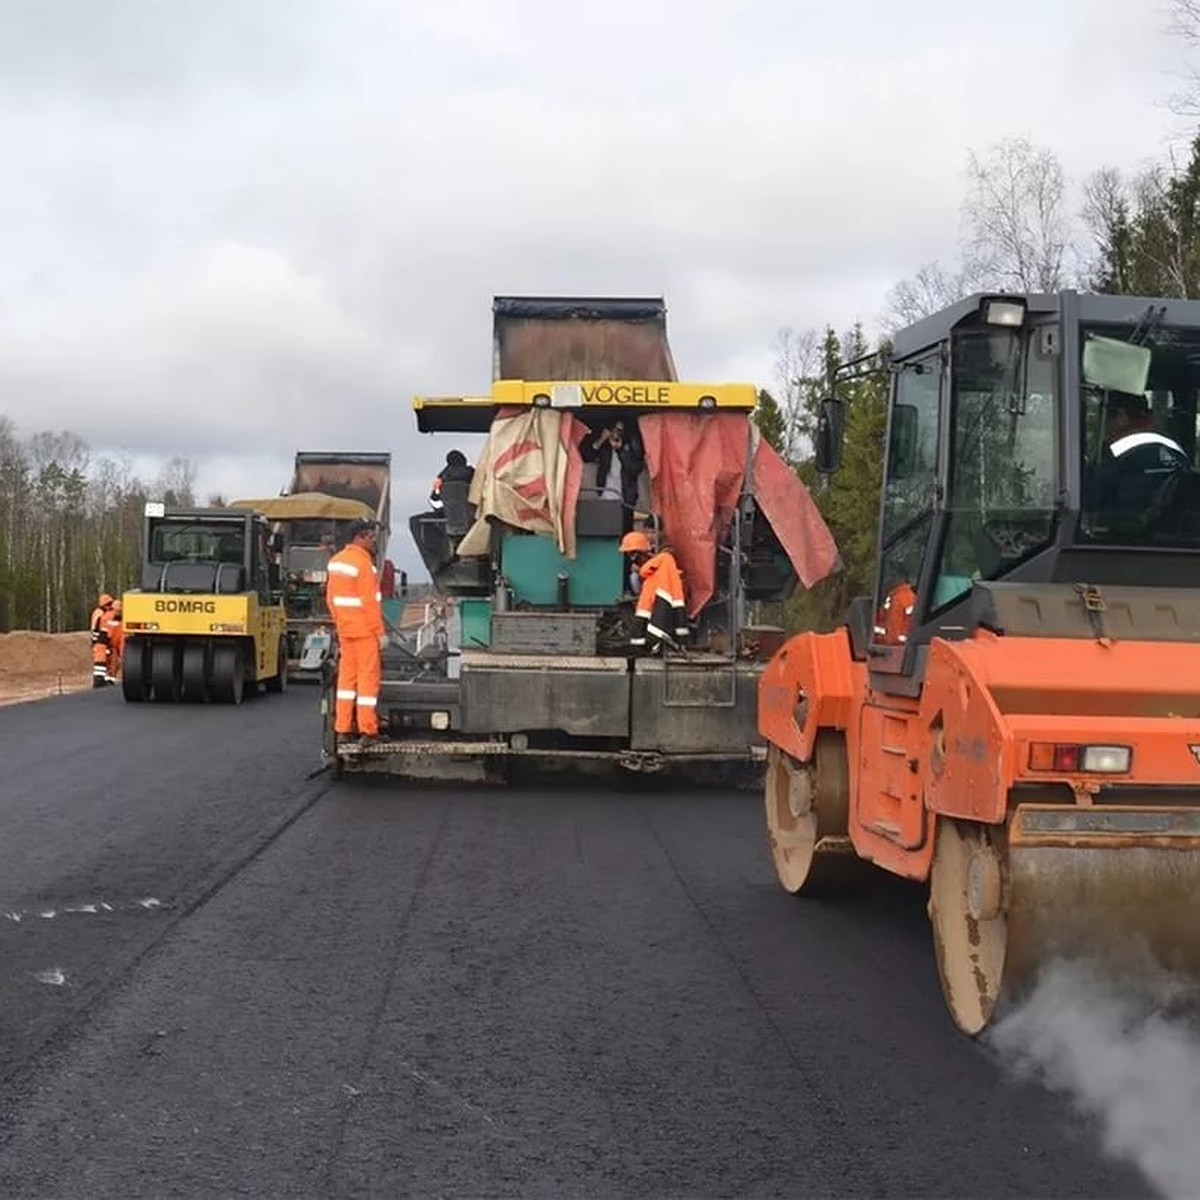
left=753, top=389, right=788, bottom=457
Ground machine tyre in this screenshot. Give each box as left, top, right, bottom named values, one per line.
left=764, top=733, right=865, bottom=895
left=928, top=816, right=1008, bottom=1036
left=264, top=636, right=288, bottom=694
left=121, top=640, right=149, bottom=703
left=150, top=641, right=181, bottom=703
left=180, top=642, right=210, bottom=703
left=210, top=642, right=245, bottom=706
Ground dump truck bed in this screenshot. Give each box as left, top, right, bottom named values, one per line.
left=492, top=296, right=679, bottom=382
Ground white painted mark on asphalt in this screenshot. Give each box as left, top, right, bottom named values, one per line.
left=34, top=968, right=66, bottom=986
left=0, top=898, right=172, bottom=922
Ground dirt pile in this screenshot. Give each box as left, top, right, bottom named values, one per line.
left=0, top=630, right=93, bottom=705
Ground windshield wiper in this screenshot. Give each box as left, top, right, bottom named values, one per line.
left=1129, top=303, right=1167, bottom=346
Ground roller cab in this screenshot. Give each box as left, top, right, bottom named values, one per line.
left=758, top=291, right=1200, bottom=1034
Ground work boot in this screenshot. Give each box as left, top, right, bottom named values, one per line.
left=358, top=733, right=380, bottom=749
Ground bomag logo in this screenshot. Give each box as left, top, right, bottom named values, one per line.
left=581, top=384, right=671, bottom=406
left=154, top=599, right=217, bottom=614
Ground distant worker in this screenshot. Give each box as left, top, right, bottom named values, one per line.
left=619, top=530, right=688, bottom=653
left=1091, top=391, right=1189, bottom=511
left=581, top=419, right=645, bottom=517
left=89, top=593, right=114, bottom=689
left=325, top=519, right=385, bottom=746
left=104, top=599, right=124, bottom=685
left=873, top=581, right=917, bottom=646
left=429, top=450, right=475, bottom=510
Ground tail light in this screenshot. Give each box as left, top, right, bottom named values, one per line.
left=1028, top=742, right=1132, bottom=774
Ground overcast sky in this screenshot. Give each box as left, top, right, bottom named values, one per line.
left=0, top=0, right=1192, bottom=574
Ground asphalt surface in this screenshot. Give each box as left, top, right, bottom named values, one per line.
left=0, top=685, right=1151, bottom=1199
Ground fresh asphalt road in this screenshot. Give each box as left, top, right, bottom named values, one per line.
left=0, top=685, right=1149, bottom=1199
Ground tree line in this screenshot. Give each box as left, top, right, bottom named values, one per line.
left=0, top=417, right=204, bottom=632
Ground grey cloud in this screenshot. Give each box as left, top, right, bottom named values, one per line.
left=0, top=0, right=1185, bottom=579
left=0, top=0, right=341, bottom=102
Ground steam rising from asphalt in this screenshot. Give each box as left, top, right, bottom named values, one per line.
left=989, top=960, right=1200, bottom=1200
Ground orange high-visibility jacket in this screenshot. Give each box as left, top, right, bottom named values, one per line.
left=873, top=581, right=917, bottom=645
left=90, top=603, right=111, bottom=645
left=105, top=608, right=124, bottom=654
left=325, top=542, right=384, bottom=640
left=632, top=550, right=688, bottom=648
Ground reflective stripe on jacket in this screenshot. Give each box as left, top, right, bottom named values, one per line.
left=90, top=606, right=110, bottom=645
left=632, top=551, right=688, bottom=648
left=325, top=543, right=384, bottom=639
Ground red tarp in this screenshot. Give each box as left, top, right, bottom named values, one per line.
left=640, top=412, right=839, bottom=616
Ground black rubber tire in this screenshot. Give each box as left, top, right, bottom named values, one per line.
left=264, top=636, right=288, bottom=694
left=180, top=641, right=210, bottom=703
left=150, top=641, right=181, bottom=703
left=210, top=642, right=245, bottom=706
left=121, top=640, right=149, bottom=703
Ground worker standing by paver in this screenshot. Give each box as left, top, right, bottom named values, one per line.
left=325, top=520, right=385, bottom=746
left=89, top=593, right=114, bottom=689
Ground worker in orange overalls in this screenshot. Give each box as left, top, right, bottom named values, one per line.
left=325, top=519, right=385, bottom=746
left=89, top=593, right=115, bottom=689
left=619, top=530, right=689, bottom=654
left=104, top=599, right=124, bottom=684
left=873, top=581, right=918, bottom=645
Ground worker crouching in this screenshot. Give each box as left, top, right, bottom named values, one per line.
left=619, top=531, right=688, bottom=654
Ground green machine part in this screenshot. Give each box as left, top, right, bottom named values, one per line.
left=459, top=597, right=492, bottom=648
left=502, top=535, right=626, bottom=607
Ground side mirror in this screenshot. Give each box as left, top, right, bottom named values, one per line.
left=814, top=398, right=846, bottom=474
left=270, top=532, right=285, bottom=552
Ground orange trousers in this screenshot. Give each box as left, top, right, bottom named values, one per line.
left=91, top=641, right=109, bottom=686
left=106, top=642, right=122, bottom=681
left=335, top=635, right=380, bottom=735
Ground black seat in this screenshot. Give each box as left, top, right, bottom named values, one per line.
left=440, top=478, right=475, bottom=537
left=215, top=563, right=246, bottom=593
left=159, top=561, right=218, bottom=593
left=575, top=493, right=625, bottom=537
